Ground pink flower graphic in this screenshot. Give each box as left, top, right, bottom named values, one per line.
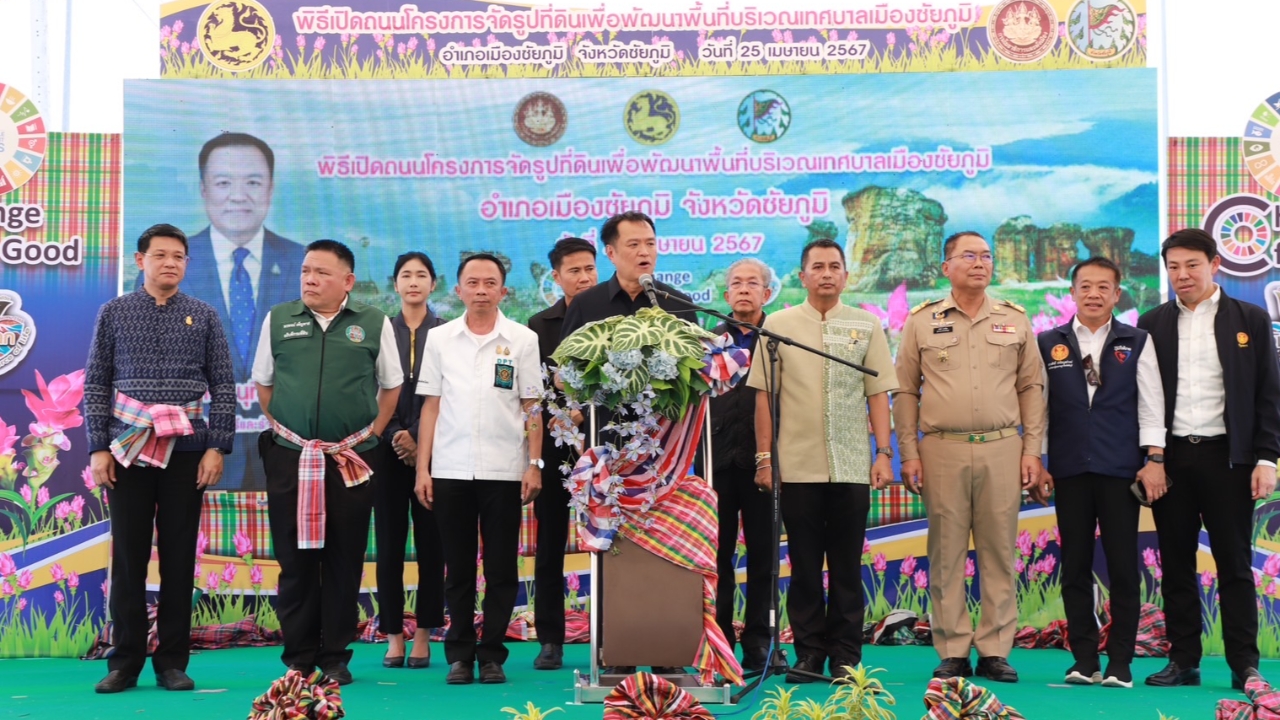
left=913, top=569, right=928, bottom=590
left=822, top=571, right=829, bottom=592
left=1045, top=292, right=1077, bottom=319
left=314, top=36, right=326, bottom=51
left=1035, top=529, right=1051, bottom=551
left=900, top=555, right=916, bottom=576
left=21, top=369, right=85, bottom=433
left=1051, top=525, right=1060, bottom=545
left=862, top=538, right=872, bottom=555
left=426, top=37, right=435, bottom=53
left=101, top=579, right=109, bottom=595
left=1201, top=571, right=1216, bottom=589
left=1142, top=547, right=1159, bottom=568
left=770, top=29, right=782, bottom=43
left=69, top=495, right=85, bottom=520
left=1256, top=570, right=1265, bottom=589
left=1042, top=554, right=1057, bottom=575
left=0, top=580, right=11, bottom=598
left=566, top=572, right=580, bottom=592
left=172, top=20, right=183, bottom=34
left=297, top=34, right=306, bottom=50
left=862, top=283, right=910, bottom=334
left=19, top=485, right=32, bottom=505
left=222, top=562, right=237, bottom=585
left=68, top=571, right=79, bottom=590
left=196, top=531, right=209, bottom=558
left=16, top=569, right=33, bottom=591
left=82, top=465, right=95, bottom=490
left=1016, top=529, right=1033, bottom=558
left=36, top=486, right=49, bottom=507
left=250, top=564, right=264, bottom=586
left=0, top=551, right=15, bottom=577
left=1151, top=565, right=1163, bottom=581
left=1015, top=557, right=1026, bottom=574
left=50, top=563, right=66, bottom=583
left=886, top=32, right=896, bottom=47
left=1269, top=581, right=1277, bottom=598
left=964, top=556, right=975, bottom=579
left=873, top=553, right=887, bottom=573
left=0, top=419, right=18, bottom=454
left=54, top=590, right=64, bottom=604
left=405, top=37, right=416, bottom=52
left=1264, top=553, right=1280, bottom=578
left=234, top=531, right=253, bottom=557
left=206, top=572, right=221, bottom=592
left=17, top=598, right=26, bottom=612
left=55, top=500, right=71, bottom=523
left=161, top=25, right=171, bottom=40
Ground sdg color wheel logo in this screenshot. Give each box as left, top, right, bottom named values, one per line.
left=0, top=83, right=46, bottom=196
left=198, top=0, right=276, bottom=72
left=1202, top=193, right=1280, bottom=277
left=1242, top=92, right=1280, bottom=196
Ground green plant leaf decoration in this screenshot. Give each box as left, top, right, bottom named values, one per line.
left=552, top=317, right=617, bottom=366
left=611, top=315, right=667, bottom=351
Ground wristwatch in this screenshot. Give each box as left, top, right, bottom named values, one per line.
left=1147, top=454, right=1164, bottom=464
left=529, top=458, right=545, bottom=469
left=876, top=447, right=894, bottom=459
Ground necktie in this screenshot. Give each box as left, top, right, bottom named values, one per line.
left=230, top=247, right=256, bottom=368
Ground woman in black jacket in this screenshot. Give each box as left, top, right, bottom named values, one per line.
left=376, top=251, right=447, bottom=668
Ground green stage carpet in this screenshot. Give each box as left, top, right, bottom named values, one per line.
left=0, top=642, right=1266, bottom=719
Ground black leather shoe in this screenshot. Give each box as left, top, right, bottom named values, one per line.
left=601, top=665, right=637, bottom=675
left=1101, top=661, right=1132, bottom=688
left=1232, top=667, right=1264, bottom=691
left=94, top=670, right=138, bottom=694
left=831, top=659, right=861, bottom=680
left=1145, top=661, right=1200, bottom=687
left=534, top=644, right=563, bottom=670
left=479, top=661, right=506, bottom=684
left=320, top=663, right=353, bottom=686
left=446, top=661, right=475, bottom=685
left=155, top=669, right=195, bottom=691
left=932, top=657, right=974, bottom=679
left=383, top=654, right=405, bottom=668
left=742, top=647, right=770, bottom=673
left=786, top=655, right=825, bottom=684
left=976, top=656, right=1018, bottom=683
left=1064, top=659, right=1101, bottom=685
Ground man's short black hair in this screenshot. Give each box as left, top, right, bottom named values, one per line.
left=1071, top=256, right=1123, bottom=285
left=800, top=238, right=843, bottom=269
left=943, top=230, right=986, bottom=260
left=137, top=223, right=188, bottom=254
left=198, top=132, right=276, bottom=180
left=305, top=239, right=355, bottom=272
left=457, top=252, right=507, bottom=284
left=600, top=212, right=655, bottom=246
left=548, top=237, right=596, bottom=270
left=393, top=251, right=437, bottom=281
left=1161, top=227, right=1219, bottom=262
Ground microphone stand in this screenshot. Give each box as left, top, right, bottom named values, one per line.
left=648, top=288, right=875, bottom=697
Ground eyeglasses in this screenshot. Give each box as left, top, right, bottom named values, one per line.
left=1082, top=354, right=1100, bottom=387
left=727, top=280, right=764, bottom=290
left=945, top=252, right=994, bottom=265
left=141, top=252, right=188, bottom=264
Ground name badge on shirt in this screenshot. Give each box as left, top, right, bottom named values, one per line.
left=281, top=320, right=313, bottom=340
left=494, top=358, right=514, bottom=389
left=933, top=326, right=954, bottom=334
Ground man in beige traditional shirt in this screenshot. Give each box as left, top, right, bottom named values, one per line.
left=893, top=231, right=1046, bottom=683
left=747, top=238, right=898, bottom=683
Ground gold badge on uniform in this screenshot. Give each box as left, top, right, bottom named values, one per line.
left=938, top=349, right=949, bottom=363
left=185, top=316, right=193, bottom=326
left=1051, top=344, right=1069, bottom=362
left=1238, top=332, right=1250, bottom=348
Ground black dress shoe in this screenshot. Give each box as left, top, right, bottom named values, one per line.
left=742, top=646, right=770, bottom=673
left=975, top=656, right=1018, bottom=683
left=1232, top=667, right=1264, bottom=691
left=1145, top=661, right=1200, bottom=687
left=94, top=670, right=138, bottom=694
left=383, top=654, right=405, bottom=668
left=320, top=662, right=353, bottom=686
left=479, top=661, right=506, bottom=684
left=446, top=661, right=475, bottom=685
left=932, top=657, right=974, bottom=679
left=786, top=655, right=826, bottom=684
left=1064, top=659, right=1101, bottom=685
left=155, top=669, right=195, bottom=691
left=534, top=644, right=563, bottom=670
left=830, top=660, right=861, bottom=680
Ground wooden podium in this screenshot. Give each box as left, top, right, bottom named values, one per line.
left=600, top=535, right=703, bottom=667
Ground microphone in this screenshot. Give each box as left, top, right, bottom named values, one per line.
left=638, top=273, right=661, bottom=306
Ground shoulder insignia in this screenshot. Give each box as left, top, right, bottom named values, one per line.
left=910, top=298, right=943, bottom=315
left=1001, top=300, right=1027, bottom=314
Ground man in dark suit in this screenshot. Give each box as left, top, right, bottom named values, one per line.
left=136, top=133, right=305, bottom=490
left=1138, top=228, right=1280, bottom=692
left=526, top=237, right=598, bottom=671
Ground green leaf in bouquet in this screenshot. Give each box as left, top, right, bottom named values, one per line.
left=660, top=332, right=706, bottom=361
left=611, top=315, right=666, bottom=351
left=678, top=355, right=705, bottom=370
left=623, top=365, right=652, bottom=398
left=650, top=378, right=673, bottom=390
left=552, top=318, right=616, bottom=365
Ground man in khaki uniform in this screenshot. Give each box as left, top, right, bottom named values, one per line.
left=893, top=231, right=1046, bottom=683
left=747, top=238, right=898, bottom=683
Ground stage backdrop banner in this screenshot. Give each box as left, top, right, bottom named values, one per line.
left=156, top=0, right=1148, bottom=79
left=0, top=130, right=121, bottom=658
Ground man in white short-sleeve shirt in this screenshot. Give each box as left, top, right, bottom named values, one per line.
left=415, top=252, right=544, bottom=686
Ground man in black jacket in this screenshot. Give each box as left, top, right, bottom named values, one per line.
left=526, top=237, right=598, bottom=670
left=1137, top=228, right=1280, bottom=691
left=710, top=258, right=775, bottom=673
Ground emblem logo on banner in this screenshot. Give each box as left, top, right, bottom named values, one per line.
left=197, top=0, right=275, bottom=73
left=624, top=90, right=679, bottom=145
left=513, top=92, right=567, bottom=147
left=987, top=0, right=1058, bottom=64
left=0, top=83, right=46, bottom=196
left=737, top=90, right=791, bottom=143
left=0, top=290, right=36, bottom=376
left=1065, top=0, right=1137, bottom=61
left=1242, top=92, right=1280, bottom=195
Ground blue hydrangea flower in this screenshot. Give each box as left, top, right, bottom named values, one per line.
left=607, top=348, right=644, bottom=371
left=646, top=349, right=679, bottom=380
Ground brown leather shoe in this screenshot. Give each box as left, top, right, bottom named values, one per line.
left=94, top=670, right=138, bottom=694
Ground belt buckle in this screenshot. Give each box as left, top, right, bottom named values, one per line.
left=1189, top=435, right=1202, bottom=444
left=969, top=433, right=985, bottom=443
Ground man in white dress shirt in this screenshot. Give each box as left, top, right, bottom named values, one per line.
left=1137, top=228, right=1280, bottom=691
left=1036, top=257, right=1165, bottom=689
left=415, top=252, right=544, bottom=686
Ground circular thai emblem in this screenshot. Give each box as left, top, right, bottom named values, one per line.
left=513, top=92, right=567, bottom=147
left=0, top=291, right=36, bottom=376
left=1065, top=0, right=1137, bottom=62
left=0, top=84, right=46, bottom=195
left=987, top=0, right=1058, bottom=64
left=737, top=90, right=792, bottom=143
left=346, top=325, right=365, bottom=343
left=197, top=0, right=275, bottom=73
left=624, top=90, right=680, bottom=146
left=1242, top=92, right=1280, bottom=196
left=1050, top=344, right=1070, bottom=362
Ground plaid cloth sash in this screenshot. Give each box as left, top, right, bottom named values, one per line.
left=923, top=677, right=1025, bottom=720
left=271, top=420, right=375, bottom=549
left=109, top=391, right=202, bottom=468
left=1217, top=678, right=1280, bottom=720
left=603, top=672, right=715, bottom=720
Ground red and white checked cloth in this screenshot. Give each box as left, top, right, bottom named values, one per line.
left=109, top=391, right=202, bottom=468
left=271, top=420, right=375, bottom=549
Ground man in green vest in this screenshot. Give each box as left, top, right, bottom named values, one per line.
left=252, top=239, right=402, bottom=685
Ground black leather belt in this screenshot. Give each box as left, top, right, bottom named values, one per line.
left=1172, top=434, right=1226, bottom=444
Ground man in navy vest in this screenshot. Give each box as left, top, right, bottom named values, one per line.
left=1036, top=257, right=1166, bottom=689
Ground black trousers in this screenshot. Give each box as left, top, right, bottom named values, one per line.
left=374, top=449, right=445, bottom=634
left=533, top=442, right=573, bottom=645
left=1155, top=437, right=1259, bottom=673
left=106, top=451, right=205, bottom=676
left=714, top=463, right=774, bottom=652
left=434, top=477, right=522, bottom=665
left=1054, top=472, right=1141, bottom=665
left=780, top=482, right=871, bottom=666
left=264, top=442, right=376, bottom=670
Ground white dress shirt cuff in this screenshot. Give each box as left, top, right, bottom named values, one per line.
left=1259, top=460, right=1277, bottom=469
left=1139, top=429, right=1167, bottom=449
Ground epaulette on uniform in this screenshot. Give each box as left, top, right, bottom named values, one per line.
left=910, top=298, right=943, bottom=315
left=1000, top=300, right=1027, bottom=313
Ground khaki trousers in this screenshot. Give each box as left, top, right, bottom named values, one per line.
left=920, top=433, right=1023, bottom=659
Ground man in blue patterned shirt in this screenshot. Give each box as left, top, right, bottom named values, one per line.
left=83, top=223, right=236, bottom=694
